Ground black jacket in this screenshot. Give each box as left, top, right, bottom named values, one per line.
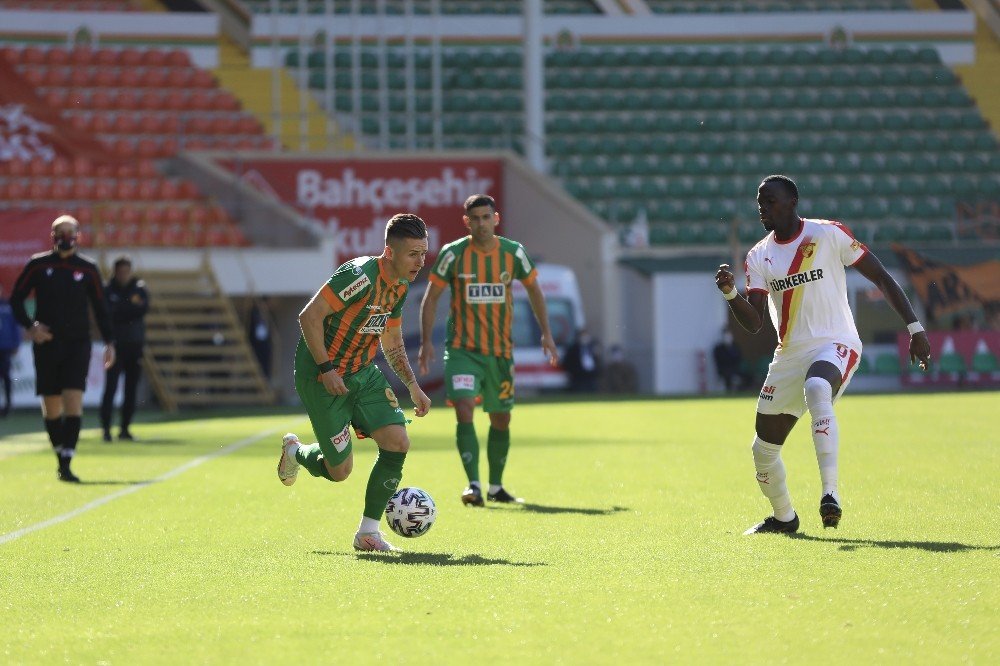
left=10, top=250, right=113, bottom=343
left=105, top=277, right=149, bottom=346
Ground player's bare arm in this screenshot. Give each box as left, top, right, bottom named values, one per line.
left=417, top=281, right=446, bottom=375
left=298, top=288, right=348, bottom=395
left=382, top=326, right=431, bottom=417
left=852, top=253, right=931, bottom=371
left=524, top=280, right=559, bottom=366
left=715, top=264, right=765, bottom=334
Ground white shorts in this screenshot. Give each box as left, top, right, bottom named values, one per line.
left=757, top=342, right=862, bottom=418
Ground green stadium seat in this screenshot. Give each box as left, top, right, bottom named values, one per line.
left=874, top=353, right=901, bottom=375
left=971, top=352, right=999, bottom=373
left=937, top=352, right=966, bottom=374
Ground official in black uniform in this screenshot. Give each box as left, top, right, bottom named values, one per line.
left=10, top=215, right=115, bottom=482
left=100, top=255, right=148, bottom=442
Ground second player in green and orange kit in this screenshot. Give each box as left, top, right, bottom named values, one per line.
left=419, top=194, right=559, bottom=507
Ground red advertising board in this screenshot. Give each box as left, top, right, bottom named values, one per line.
left=897, top=330, right=1000, bottom=388
left=218, top=157, right=504, bottom=264
left=0, top=208, right=55, bottom=293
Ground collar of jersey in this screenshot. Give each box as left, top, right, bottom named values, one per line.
left=773, top=218, right=806, bottom=245
left=377, top=256, right=406, bottom=285
left=467, top=236, right=499, bottom=255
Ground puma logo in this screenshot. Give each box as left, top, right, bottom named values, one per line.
left=814, top=427, right=830, bottom=436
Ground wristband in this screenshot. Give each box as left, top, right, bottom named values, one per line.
left=722, top=289, right=738, bottom=301
left=317, top=359, right=336, bottom=373
left=906, top=321, right=924, bottom=336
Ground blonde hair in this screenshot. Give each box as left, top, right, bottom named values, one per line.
left=51, top=214, right=80, bottom=232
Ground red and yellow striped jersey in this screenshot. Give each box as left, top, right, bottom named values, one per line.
left=428, top=235, right=537, bottom=359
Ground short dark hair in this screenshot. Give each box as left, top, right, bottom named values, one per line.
left=762, top=174, right=799, bottom=200
left=385, top=213, right=428, bottom=245
left=113, top=255, right=132, bottom=270
left=463, top=194, right=496, bottom=213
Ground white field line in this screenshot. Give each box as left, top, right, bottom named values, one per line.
left=0, top=426, right=283, bottom=546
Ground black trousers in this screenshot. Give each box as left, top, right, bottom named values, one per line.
left=100, top=342, right=143, bottom=432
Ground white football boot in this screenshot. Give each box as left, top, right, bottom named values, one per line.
left=277, top=433, right=301, bottom=486
left=353, top=531, right=400, bottom=552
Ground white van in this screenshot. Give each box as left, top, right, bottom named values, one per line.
left=509, top=263, right=585, bottom=390
left=397, top=263, right=585, bottom=393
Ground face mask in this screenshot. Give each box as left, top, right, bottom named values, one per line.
left=54, top=233, right=76, bottom=252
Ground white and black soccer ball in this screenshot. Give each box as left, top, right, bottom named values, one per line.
left=385, top=487, right=436, bottom=538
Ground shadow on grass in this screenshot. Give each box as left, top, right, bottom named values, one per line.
left=311, top=550, right=546, bottom=567
left=489, top=503, right=630, bottom=516
left=789, top=533, right=1000, bottom=553
left=76, top=479, right=152, bottom=486
left=96, top=438, right=188, bottom=446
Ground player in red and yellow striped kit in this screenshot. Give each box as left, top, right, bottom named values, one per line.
left=716, top=175, right=930, bottom=535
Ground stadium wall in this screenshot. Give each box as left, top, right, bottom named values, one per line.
left=0, top=10, right=219, bottom=67
left=250, top=11, right=974, bottom=67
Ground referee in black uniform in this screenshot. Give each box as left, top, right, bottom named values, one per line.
left=10, top=215, right=115, bottom=482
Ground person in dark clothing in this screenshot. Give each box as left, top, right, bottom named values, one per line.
left=0, top=283, right=21, bottom=416
left=248, top=298, right=273, bottom=379
left=562, top=328, right=602, bottom=393
left=712, top=329, right=751, bottom=393
left=10, top=215, right=115, bottom=482
left=100, top=256, right=148, bottom=442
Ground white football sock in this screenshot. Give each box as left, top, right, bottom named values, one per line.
left=752, top=437, right=795, bottom=522
left=488, top=484, right=502, bottom=494
left=804, top=376, right=839, bottom=501
left=358, top=516, right=381, bottom=534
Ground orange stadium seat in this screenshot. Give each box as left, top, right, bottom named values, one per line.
left=211, top=93, right=241, bottom=112
left=94, top=49, right=117, bottom=66
left=158, top=179, right=180, bottom=199
left=69, top=68, right=93, bottom=87
left=90, top=89, right=115, bottom=110
left=120, top=49, right=143, bottom=68
left=52, top=158, right=71, bottom=176
left=92, top=68, right=117, bottom=88
left=136, top=160, right=158, bottom=179
left=141, top=50, right=166, bottom=67
left=165, top=68, right=193, bottom=88
left=115, top=114, right=138, bottom=134
left=51, top=179, right=72, bottom=200
left=71, top=180, right=94, bottom=200
left=21, top=47, right=44, bottom=65
left=190, top=70, right=216, bottom=89
left=177, top=180, right=200, bottom=199
left=165, top=50, right=191, bottom=68
left=115, top=180, right=137, bottom=200
left=160, top=115, right=181, bottom=134
left=116, top=90, right=139, bottom=110
left=143, top=69, right=167, bottom=89
left=136, top=139, right=159, bottom=159
left=68, top=46, right=94, bottom=65
left=21, top=68, right=44, bottom=87
left=45, top=48, right=69, bottom=66
left=187, top=91, right=212, bottom=110
left=43, top=67, right=70, bottom=87
left=94, top=179, right=115, bottom=200
left=119, top=68, right=141, bottom=88
left=139, top=91, right=162, bottom=110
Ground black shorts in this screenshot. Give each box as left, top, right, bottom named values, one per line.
left=33, top=338, right=92, bottom=396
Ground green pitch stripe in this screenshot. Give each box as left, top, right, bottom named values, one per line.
left=0, top=425, right=285, bottom=546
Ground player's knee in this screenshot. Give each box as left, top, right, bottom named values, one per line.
left=325, top=457, right=352, bottom=482
left=489, top=412, right=510, bottom=429
left=373, top=425, right=410, bottom=453
left=803, top=376, right=833, bottom=409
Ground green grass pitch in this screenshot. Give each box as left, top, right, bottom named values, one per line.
left=1, top=392, right=997, bottom=663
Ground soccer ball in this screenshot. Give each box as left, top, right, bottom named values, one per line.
left=385, top=487, right=436, bottom=538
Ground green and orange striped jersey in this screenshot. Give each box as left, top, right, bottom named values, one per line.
left=299, top=256, right=408, bottom=376
left=428, top=235, right=537, bottom=359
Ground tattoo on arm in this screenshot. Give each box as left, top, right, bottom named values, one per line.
left=384, top=343, right=416, bottom=387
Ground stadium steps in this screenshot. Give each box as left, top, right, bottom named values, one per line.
left=213, top=35, right=352, bottom=151
left=953, top=17, right=1000, bottom=136
left=141, top=262, right=275, bottom=412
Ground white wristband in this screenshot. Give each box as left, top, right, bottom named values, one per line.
left=722, top=289, right=738, bottom=301
left=906, top=321, right=925, bottom=335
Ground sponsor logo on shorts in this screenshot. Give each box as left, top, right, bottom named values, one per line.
left=452, top=374, right=475, bottom=391
left=331, top=424, right=351, bottom=453
left=359, top=312, right=389, bottom=334
left=339, top=273, right=371, bottom=301
left=466, top=283, right=505, bottom=304
left=760, top=385, right=775, bottom=402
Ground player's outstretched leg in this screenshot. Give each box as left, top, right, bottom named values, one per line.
left=277, top=433, right=301, bottom=486
left=804, top=376, right=842, bottom=528
left=353, top=447, right=405, bottom=552
left=746, top=436, right=797, bottom=535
